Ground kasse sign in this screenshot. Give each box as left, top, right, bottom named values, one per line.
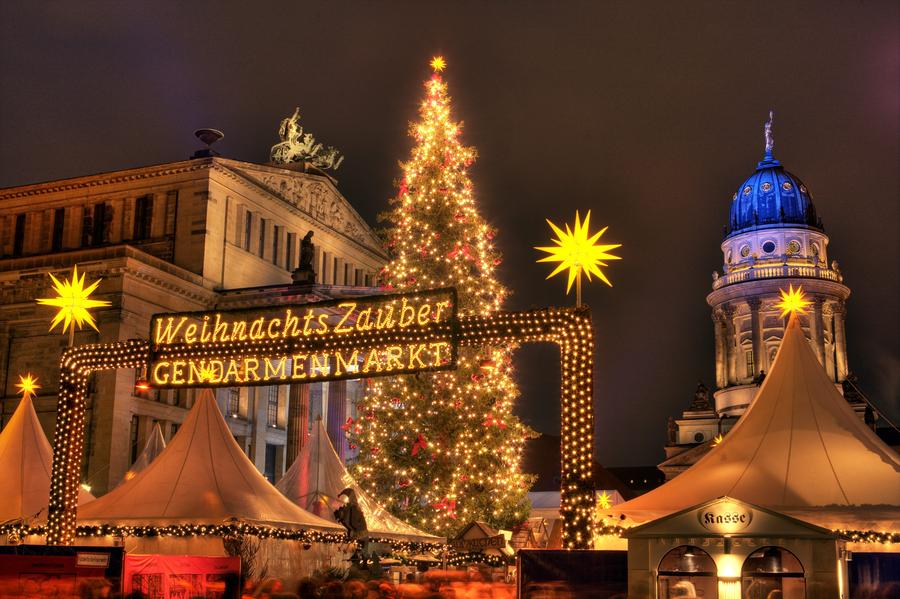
left=147, top=288, right=457, bottom=388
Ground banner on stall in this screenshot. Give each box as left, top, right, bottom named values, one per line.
left=123, top=554, right=240, bottom=598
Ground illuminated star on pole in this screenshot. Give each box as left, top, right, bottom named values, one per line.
left=774, top=284, right=813, bottom=318
left=535, top=210, right=621, bottom=306
left=36, top=265, right=111, bottom=341
left=430, top=56, right=447, bottom=72
left=15, top=373, right=40, bottom=400
left=597, top=490, right=612, bottom=510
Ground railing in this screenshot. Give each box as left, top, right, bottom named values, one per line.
left=713, top=264, right=842, bottom=290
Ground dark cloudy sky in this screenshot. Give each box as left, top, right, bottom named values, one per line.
left=1, top=1, right=897, bottom=467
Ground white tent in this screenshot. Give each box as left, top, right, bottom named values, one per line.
left=276, top=419, right=441, bottom=543
left=78, top=390, right=341, bottom=532
left=607, top=313, right=900, bottom=532
left=122, top=420, right=166, bottom=482
left=0, top=395, right=93, bottom=523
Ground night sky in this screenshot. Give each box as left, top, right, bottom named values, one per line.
left=1, top=2, right=897, bottom=467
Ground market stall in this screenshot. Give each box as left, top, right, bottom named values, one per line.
left=75, top=390, right=345, bottom=583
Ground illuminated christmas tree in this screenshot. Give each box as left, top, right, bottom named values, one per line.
left=352, top=57, right=535, bottom=535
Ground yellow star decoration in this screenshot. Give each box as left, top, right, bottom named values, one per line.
left=15, top=373, right=40, bottom=399
left=36, top=265, right=111, bottom=334
left=535, top=210, right=622, bottom=293
left=430, top=55, right=446, bottom=72
left=712, top=433, right=724, bottom=446
left=774, top=284, right=813, bottom=318
left=597, top=490, right=612, bottom=510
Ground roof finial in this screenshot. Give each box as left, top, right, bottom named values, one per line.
left=764, top=109, right=775, bottom=157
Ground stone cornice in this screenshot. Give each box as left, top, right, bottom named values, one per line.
left=0, top=159, right=214, bottom=201
left=210, top=161, right=386, bottom=261
left=708, top=277, right=850, bottom=307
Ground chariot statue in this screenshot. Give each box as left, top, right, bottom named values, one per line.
left=270, top=107, right=344, bottom=171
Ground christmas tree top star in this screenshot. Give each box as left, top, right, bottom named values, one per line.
left=36, top=265, right=111, bottom=335
left=430, top=56, right=447, bottom=72
left=774, top=284, right=813, bottom=318
left=15, top=373, right=40, bottom=399
left=535, top=210, right=621, bottom=304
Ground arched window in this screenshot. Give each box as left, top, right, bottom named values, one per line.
left=658, top=545, right=718, bottom=598
left=742, top=546, right=806, bottom=599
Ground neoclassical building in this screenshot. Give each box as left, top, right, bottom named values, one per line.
left=0, top=135, right=386, bottom=495
left=660, top=122, right=856, bottom=479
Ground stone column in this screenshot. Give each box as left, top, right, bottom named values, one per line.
left=712, top=310, right=727, bottom=389
left=723, top=305, right=737, bottom=385
left=326, top=381, right=348, bottom=461
left=286, top=383, right=309, bottom=465
left=748, top=298, right=766, bottom=377
left=249, top=388, right=268, bottom=472
left=810, top=296, right=826, bottom=366
left=833, top=301, right=849, bottom=380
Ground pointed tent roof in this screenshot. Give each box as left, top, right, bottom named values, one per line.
left=0, top=395, right=93, bottom=523
left=609, top=314, right=900, bottom=530
left=122, top=421, right=166, bottom=482
left=276, top=419, right=441, bottom=543
left=78, top=390, right=340, bottom=531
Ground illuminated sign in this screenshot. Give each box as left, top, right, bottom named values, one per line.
left=147, top=288, right=457, bottom=388
left=698, top=502, right=753, bottom=534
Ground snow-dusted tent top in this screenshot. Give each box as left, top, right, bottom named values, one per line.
left=122, top=420, right=166, bottom=482
left=78, top=390, right=340, bottom=532
left=277, top=419, right=441, bottom=543
left=0, top=394, right=93, bottom=523
left=607, top=313, right=900, bottom=532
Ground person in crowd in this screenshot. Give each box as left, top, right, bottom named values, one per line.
left=334, top=487, right=370, bottom=567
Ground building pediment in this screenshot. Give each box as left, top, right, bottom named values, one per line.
left=216, top=160, right=384, bottom=257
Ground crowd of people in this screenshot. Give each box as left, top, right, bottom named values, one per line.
left=248, top=571, right=516, bottom=599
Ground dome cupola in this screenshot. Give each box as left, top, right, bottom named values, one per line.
left=725, top=112, right=822, bottom=239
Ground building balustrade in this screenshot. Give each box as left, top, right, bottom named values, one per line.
left=713, top=263, right=841, bottom=290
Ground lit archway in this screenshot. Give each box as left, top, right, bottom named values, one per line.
left=47, top=289, right=597, bottom=549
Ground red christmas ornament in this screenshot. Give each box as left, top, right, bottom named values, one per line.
left=340, top=417, right=354, bottom=432
left=412, top=434, right=428, bottom=456
left=493, top=258, right=502, bottom=266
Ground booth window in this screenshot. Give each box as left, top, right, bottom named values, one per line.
left=742, top=546, right=806, bottom=599
left=657, top=545, right=718, bottom=599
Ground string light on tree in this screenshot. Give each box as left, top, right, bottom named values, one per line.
left=535, top=210, right=621, bottom=306
left=351, top=56, right=537, bottom=537
left=36, top=265, right=110, bottom=346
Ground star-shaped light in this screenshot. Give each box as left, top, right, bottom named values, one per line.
left=597, top=490, right=612, bottom=510
left=15, top=373, right=40, bottom=399
left=774, top=284, right=813, bottom=318
left=712, top=433, right=724, bottom=447
left=430, top=56, right=447, bottom=72
left=36, top=265, right=111, bottom=334
left=535, top=210, right=622, bottom=292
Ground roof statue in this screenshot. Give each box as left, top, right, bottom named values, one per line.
left=0, top=394, right=93, bottom=523
left=764, top=109, right=775, bottom=156
left=122, top=421, right=166, bottom=482
left=605, top=309, right=900, bottom=533
left=276, top=418, right=441, bottom=543
left=78, top=390, right=341, bottom=532
left=270, top=107, right=344, bottom=171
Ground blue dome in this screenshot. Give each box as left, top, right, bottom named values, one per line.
left=725, top=152, right=822, bottom=239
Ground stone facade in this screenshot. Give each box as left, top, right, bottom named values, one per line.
left=0, top=156, right=385, bottom=495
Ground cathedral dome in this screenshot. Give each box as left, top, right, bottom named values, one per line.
left=725, top=152, right=822, bottom=239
